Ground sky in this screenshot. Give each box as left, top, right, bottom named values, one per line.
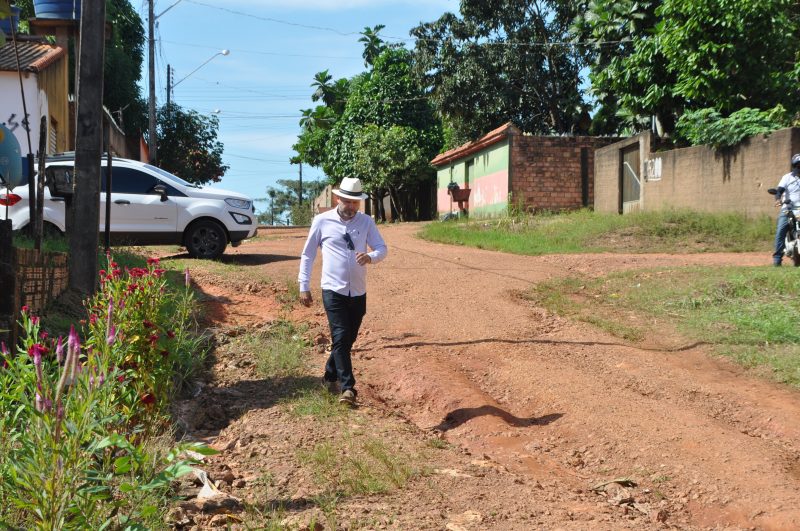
left=135, top=0, right=459, bottom=215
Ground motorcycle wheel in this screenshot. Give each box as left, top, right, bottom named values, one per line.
left=793, top=247, right=800, bottom=267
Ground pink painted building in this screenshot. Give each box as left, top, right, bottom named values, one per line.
left=432, top=123, right=619, bottom=217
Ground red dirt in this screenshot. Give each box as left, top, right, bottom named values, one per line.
left=172, top=224, right=800, bottom=530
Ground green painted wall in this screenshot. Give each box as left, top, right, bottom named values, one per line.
left=436, top=140, right=510, bottom=217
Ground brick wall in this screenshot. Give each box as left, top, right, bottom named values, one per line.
left=595, top=128, right=800, bottom=217
left=510, top=134, right=620, bottom=212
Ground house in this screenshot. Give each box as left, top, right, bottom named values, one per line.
left=594, top=128, right=800, bottom=217
left=431, top=123, right=620, bottom=218
left=0, top=35, right=70, bottom=157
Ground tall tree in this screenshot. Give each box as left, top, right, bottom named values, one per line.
left=358, top=24, right=387, bottom=68
left=157, top=103, right=228, bottom=185
left=13, top=0, right=148, bottom=134
left=326, top=48, right=442, bottom=221
left=412, top=0, right=586, bottom=147
left=574, top=0, right=800, bottom=137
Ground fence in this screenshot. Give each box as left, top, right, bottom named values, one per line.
left=0, top=222, right=69, bottom=345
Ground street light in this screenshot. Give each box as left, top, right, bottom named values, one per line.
left=172, top=50, right=230, bottom=91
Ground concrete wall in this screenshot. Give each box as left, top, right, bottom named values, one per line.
left=436, top=139, right=510, bottom=217
left=0, top=73, right=47, bottom=157
left=595, top=128, right=800, bottom=217
left=511, top=134, right=619, bottom=212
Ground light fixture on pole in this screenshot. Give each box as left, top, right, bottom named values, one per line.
left=171, top=50, right=230, bottom=99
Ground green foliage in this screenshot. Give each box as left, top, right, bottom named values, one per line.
left=104, top=0, right=147, bottom=134
left=255, top=179, right=325, bottom=225
left=157, top=103, right=228, bottom=185
left=574, top=0, right=800, bottom=136
left=0, top=257, right=210, bottom=528
left=420, top=209, right=774, bottom=255
left=674, top=106, right=792, bottom=149
left=412, top=0, right=587, bottom=145
left=325, top=47, right=442, bottom=220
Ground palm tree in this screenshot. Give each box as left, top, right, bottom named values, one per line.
left=358, top=24, right=386, bottom=68
left=311, top=70, right=335, bottom=107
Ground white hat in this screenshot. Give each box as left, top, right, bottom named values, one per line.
left=332, top=177, right=368, bottom=200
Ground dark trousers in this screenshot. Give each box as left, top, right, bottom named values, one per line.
left=322, top=290, right=366, bottom=393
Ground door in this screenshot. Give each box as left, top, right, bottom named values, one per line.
left=101, top=166, right=178, bottom=238
left=620, top=144, right=641, bottom=214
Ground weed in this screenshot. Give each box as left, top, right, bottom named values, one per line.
left=426, top=437, right=450, bottom=450
left=246, top=321, right=309, bottom=379
left=285, top=387, right=347, bottom=420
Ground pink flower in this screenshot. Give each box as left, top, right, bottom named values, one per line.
left=142, top=320, right=154, bottom=329
left=21, top=305, right=29, bottom=313
left=149, top=333, right=159, bottom=346
left=28, top=343, right=47, bottom=359
left=107, top=324, right=116, bottom=346
left=55, top=336, right=64, bottom=364
left=147, top=257, right=160, bottom=266
left=167, top=330, right=175, bottom=339
left=140, top=393, right=156, bottom=405
left=1, top=341, right=7, bottom=356
left=89, top=314, right=98, bottom=325
left=40, top=331, right=49, bottom=340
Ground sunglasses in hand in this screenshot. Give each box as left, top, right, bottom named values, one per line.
left=343, top=232, right=355, bottom=250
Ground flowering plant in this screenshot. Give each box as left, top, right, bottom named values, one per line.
left=0, top=255, right=209, bottom=528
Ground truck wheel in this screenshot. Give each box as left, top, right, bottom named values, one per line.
left=185, top=220, right=227, bottom=259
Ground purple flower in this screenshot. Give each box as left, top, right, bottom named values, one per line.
left=55, top=336, right=64, bottom=364
left=107, top=324, right=116, bottom=346
left=35, top=393, right=44, bottom=413
left=0, top=341, right=7, bottom=356
left=68, top=325, right=80, bottom=354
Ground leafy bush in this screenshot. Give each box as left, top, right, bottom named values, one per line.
left=674, top=105, right=791, bottom=149
left=0, top=256, right=212, bottom=529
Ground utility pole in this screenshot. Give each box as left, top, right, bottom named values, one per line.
left=148, top=0, right=157, bottom=164
left=69, top=0, right=106, bottom=296
left=298, top=161, right=303, bottom=205
left=166, top=64, right=171, bottom=108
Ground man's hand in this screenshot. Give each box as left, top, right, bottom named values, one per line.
left=356, top=252, right=372, bottom=266
left=299, top=291, right=313, bottom=307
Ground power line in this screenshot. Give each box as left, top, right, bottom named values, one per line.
left=161, top=39, right=360, bottom=59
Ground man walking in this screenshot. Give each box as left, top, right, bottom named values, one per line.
left=298, top=177, right=387, bottom=406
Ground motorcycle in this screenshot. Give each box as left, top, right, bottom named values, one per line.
left=768, top=187, right=800, bottom=266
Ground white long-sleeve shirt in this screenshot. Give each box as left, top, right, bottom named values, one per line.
left=298, top=208, right=387, bottom=296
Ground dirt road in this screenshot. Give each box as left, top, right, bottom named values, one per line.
left=181, top=223, right=800, bottom=530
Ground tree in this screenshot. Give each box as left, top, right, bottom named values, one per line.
left=13, top=0, right=148, bottom=135
left=574, top=0, right=800, bottom=137
left=156, top=103, right=228, bottom=185
left=325, top=48, right=442, bottom=221
left=358, top=25, right=387, bottom=68
left=412, top=0, right=587, bottom=147
left=255, top=179, right=326, bottom=225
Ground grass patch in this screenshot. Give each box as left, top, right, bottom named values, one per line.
left=420, top=209, right=774, bottom=255
left=237, top=321, right=310, bottom=379
left=299, top=437, right=418, bottom=497
left=11, top=232, right=69, bottom=253
left=525, top=266, right=800, bottom=387
left=284, top=387, right=348, bottom=420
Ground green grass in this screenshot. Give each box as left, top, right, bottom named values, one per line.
left=11, top=232, right=69, bottom=253
left=241, top=321, right=310, bottom=379
left=525, top=266, right=800, bottom=387
left=298, top=437, right=418, bottom=497
left=420, top=209, right=774, bottom=255
left=284, top=387, right=348, bottom=419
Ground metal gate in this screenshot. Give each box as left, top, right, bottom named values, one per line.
left=620, top=143, right=641, bottom=214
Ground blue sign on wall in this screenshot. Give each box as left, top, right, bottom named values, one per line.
left=0, top=124, right=23, bottom=189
